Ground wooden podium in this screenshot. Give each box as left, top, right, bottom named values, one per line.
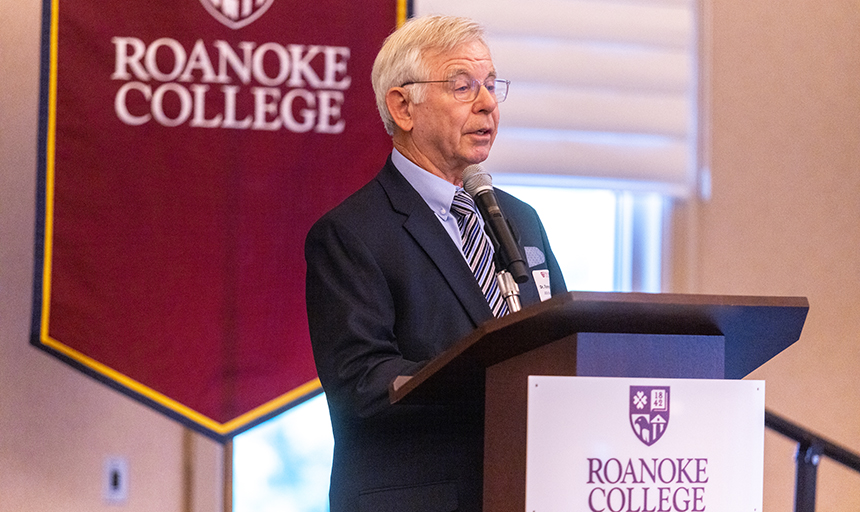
left=389, top=291, right=808, bottom=512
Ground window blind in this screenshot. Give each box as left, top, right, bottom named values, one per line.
left=414, top=0, right=697, bottom=196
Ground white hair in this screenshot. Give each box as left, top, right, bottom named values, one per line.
left=371, top=15, right=489, bottom=135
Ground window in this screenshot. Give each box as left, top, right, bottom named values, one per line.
left=494, top=181, right=665, bottom=293
left=234, top=396, right=333, bottom=512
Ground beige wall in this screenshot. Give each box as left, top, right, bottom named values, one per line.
left=3, top=0, right=859, bottom=511
left=672, top=0, right=860, bottom=510
left=0, top=2, right=224, bottom=511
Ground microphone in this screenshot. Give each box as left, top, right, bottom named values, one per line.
left=462, top=164, right=529, bottom=284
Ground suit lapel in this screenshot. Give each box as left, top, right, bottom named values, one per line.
left=376, top=159, right=494, bottom=327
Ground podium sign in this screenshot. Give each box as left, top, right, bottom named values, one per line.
left=526, top=376, right=764, bottom=512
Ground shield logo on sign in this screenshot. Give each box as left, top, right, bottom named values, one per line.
left=199, top=0, right=275, bottom=30
left=629, top=385, right=670, bottom=446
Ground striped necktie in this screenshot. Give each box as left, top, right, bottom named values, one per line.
left=451, top=190, right=509, bottom=317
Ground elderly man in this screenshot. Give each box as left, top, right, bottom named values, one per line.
left=305, top=15, right=566, bottom=512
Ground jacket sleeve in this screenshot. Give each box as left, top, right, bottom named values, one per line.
left=305, top=214, right=424, bottom=421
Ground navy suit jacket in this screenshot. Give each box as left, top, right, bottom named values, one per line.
left=305, top=157, right=566, bottom=512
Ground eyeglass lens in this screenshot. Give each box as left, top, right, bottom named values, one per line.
left=452, top=78, right=508, bottom=103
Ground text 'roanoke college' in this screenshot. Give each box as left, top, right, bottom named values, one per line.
left=586, top=458, right=710, bottom=512
left=111, top=37, right=352, bottom=132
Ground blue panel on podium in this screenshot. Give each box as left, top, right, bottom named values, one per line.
left=575, top=333, right=725, bottom=379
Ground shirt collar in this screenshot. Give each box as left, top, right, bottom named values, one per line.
left=391, top=149, right=459, bottom=220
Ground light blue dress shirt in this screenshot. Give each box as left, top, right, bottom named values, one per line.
left=391, top=149, right=468, bottom=255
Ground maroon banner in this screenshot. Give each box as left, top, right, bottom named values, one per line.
left=33, top=0, right=401, bottom=441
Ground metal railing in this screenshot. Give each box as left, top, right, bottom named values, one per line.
left=765, top=409, right=860, bottom=512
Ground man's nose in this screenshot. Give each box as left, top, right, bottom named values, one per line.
left=473, top=83, right=498, bottom=112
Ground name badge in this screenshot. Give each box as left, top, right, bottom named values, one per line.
left=533, top=269, right=552, bottom=302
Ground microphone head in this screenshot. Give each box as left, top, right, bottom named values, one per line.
left=463, top=164, right=493, bottom=197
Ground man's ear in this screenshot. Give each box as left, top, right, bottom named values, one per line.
left=385, top=87, right=414, bottom=132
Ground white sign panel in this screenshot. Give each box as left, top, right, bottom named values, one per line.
left=526, top=376, right=764, bottom=512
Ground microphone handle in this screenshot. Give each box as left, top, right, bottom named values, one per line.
left=473, top=189, right=529, bottom=284
left=496, top=270, right=523, bottom=313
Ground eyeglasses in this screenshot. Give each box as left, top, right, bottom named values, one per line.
left=401, top=77, right=511, bottom=103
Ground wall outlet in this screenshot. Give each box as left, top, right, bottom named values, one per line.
left=104, top=456, right=129, bottom=504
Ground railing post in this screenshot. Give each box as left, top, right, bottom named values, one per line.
left=794, top=441, right=822, bottom=512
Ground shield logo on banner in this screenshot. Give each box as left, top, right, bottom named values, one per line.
left=199, top=0, right=275, bottom=29
left=629, top=385, right=670, bottom=446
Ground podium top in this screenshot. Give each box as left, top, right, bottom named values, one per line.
left=390, top=291, right=808, bottom=404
